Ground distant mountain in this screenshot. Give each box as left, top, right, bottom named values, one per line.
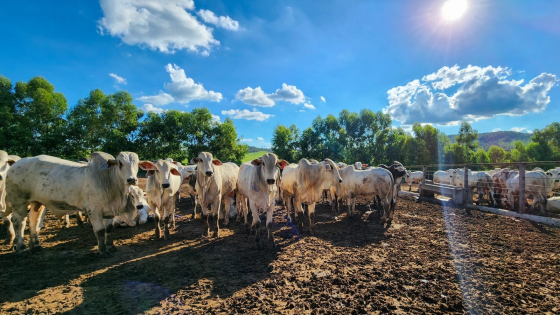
left=247, top=145, right=272, bottom=153
left=447, top=131, right=533, bottom=150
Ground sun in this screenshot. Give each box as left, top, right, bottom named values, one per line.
left=442, top=0, right=468, bottom=21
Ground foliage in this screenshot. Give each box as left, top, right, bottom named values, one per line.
left=0, top=75, right=247, bottom=163
left=242, top=151, right=270, bottom=163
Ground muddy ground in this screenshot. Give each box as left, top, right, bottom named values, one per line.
left=1, top=179, right=559, bottom=314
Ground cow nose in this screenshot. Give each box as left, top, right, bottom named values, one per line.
left=339, top=179, right=343, bottom=183
left=267, top=179, right=275, bottom=185
left=162, top=183, right=170, bottom=188
left=136, top=205, right=143, bottom=210
left=206, top=171, right=213, bottom=177
left=127, top=178, right=137, bottom=184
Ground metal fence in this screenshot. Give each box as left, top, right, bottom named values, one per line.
left=403, top=161, right=560, bottom=215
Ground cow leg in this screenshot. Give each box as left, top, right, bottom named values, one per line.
left=249, top=199, right=261, bottom=248
left=162, top=198, right=175, bottom=240
left=62, top=214, right=70, bottom=228
left=1, top=212, right=15, bottom=247
left=86, top=210, right=109, bottom=255
left=28, top=203, right=45, bottom=251
left=76, top=211, right=85, bottom=226
left=191, top=194, right=198, bottom=219
left=103, top=219, right=117, bottom=252
left=9, top=203, right=28, bottom=252
left=347, top=196, right=352, bottom=216
left=308, top=202, right=316, bottom=235
left=223, top=196, right=231, bottom=227
left=283, top=196, right=293, bottom=223
left=152, top=204, right=162, bottom=239
left=409, top=184, right=412, bottom=192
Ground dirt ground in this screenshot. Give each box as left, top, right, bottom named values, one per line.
left=1, top=178, right=559, bottom=314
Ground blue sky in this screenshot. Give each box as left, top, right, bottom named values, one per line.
left=1, top=0, right=559, bottom=148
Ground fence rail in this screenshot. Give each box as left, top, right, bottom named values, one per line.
left=402, top=161, right=560, bottom=216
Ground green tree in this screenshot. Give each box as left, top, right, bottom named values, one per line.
left=456, top=121, right=479, bottom=151
left=488, top=145, right=508, bottom=163
left=475, top=148, right=490, bottom=163
left=13, top=76, right=68, bottom=156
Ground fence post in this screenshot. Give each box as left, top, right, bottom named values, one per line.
left=519, top=163, right=525, bottom=213
left=463, top=165, right=469, bottom=207
left=419, top=165, right=427, bottom=196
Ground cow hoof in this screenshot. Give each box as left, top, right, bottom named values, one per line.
left=164, top=231, right=171, bottom=240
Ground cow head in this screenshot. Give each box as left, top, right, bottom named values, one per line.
left=176, top=163, right=197, bottom=184
left=191, top=152, right=221, bottom=178
left=128, top=185, right=146, bottom=211
left=251, top=153, right=289, bottom=189
left=139, top=159, right=180, bottom=190
left=0, top=151, right=20, bottom=210
left=323, top=158, right=343, bottom=185
left=97, top=152, right=141, bottom=186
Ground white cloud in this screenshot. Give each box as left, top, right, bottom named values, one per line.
left=492, top=128, right=502, bottom=132
left=109, top=73, right=127, bottom=84
left=221, top=108, right=273, bottom=121
left=164, top=64, right=222, bottom=103
left=235, top=87, right=275, bottom=107
left=197, top=9, right=240, bottom=31
left=241, top=138, right=254, bottom=142
left=137, top=92, right=174, bottom=106
left=139, top=64, right=222, bottom=105
left=384, top=65, right=557, bottom=126
left=257, top=137, right=264, bottom=141
left=98, top=0, right=221, bottom=55
left=299, top=109, right=305, bottom=112
left=141, top=104, right=166, bottom=114
left=303, top=103, right=315, bottom=109
left=235, top=83, right=306, bottom=107
left=320, top=96, right=326, bottom=103
left=211, top=114, right=221, bottom=123
left=510, top=127, right=533, bottom=134
left=269, top=84, right=305, bottom=104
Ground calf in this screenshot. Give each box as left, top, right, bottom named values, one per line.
left=237, top=153, right=289, bottom=248
left=191, top=152, right=239, bottom=237
left=140, top=159, right=181, bottom=239
left=281, top=158, right=342, bottom=234
left=405, top=171, right=424, bottom=191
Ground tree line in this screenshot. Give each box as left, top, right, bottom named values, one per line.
left=0, top=75, right=248, bottom=163
left=271, top=109, right=560, bottom=167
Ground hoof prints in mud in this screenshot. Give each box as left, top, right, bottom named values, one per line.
left=0, top=178, right=559, bottom=314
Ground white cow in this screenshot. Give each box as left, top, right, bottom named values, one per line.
left=113, top=185, right=149, bottom=226
left=337, top=166, right=394, bottom=222
left=546, top=168, right=560, bottom=192
left=174, top=162, right=200, bottom=217
left=354, top=162, right=368, bottom=170
left=0, top=151, right=21, bottom=246
left=140, top=159, right=181, bottom=239
left=495, top=169, right=553, bottom=213
left=281, top=158, right=342, bottom=234
left=488, top=168, right=502, bottom=176
left=191, top=152, right=239, bottom=237
left=236, top=153, right=289, bottom=248
left=452, top=169, right=496, bottom=206
left=5, top=152, right=141, bottom=254
left=433, top=169, right=455, bottom=185
left=405, top=171, right=424, bottom=191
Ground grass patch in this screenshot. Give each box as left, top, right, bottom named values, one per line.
left=242, top=151, right=269, bottom=163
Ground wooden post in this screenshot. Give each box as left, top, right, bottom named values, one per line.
left=419, top=165, right=427, bottom=196
left=463, top=165, right=469, bottom=207
left=519, top=163, right=526, bottom=213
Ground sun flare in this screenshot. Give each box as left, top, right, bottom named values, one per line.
left=442, top=0, right=468, bottom=21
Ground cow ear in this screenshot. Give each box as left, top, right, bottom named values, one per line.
left=100, top=159, right=119, bottom=170
left=173, top=161, right=180, bottom=165
left=7, top=159, right=17, bottom=166
left=212, top=159, right=223, bottom=166
left=190, top=158, right=200, bottom=164
left=277, top=160, right=289, bottom=170
left=325, top=164, right=332, bottom=171
left=139, top=161, right=157, bottom=171
left=362, top=164, right=368, bottom=168
left=251, top=159, right=262, bottom=166
left=171, top=168, right=181, bottom=176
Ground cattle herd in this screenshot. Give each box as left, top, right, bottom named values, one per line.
left=426, top=166, right=560, bottom=213
left=0, top=150, right=413, bottom=254
left=1, top=149, right=559, bottom=255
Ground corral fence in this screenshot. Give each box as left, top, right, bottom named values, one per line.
left=402, top=161, right=560, bottom=215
